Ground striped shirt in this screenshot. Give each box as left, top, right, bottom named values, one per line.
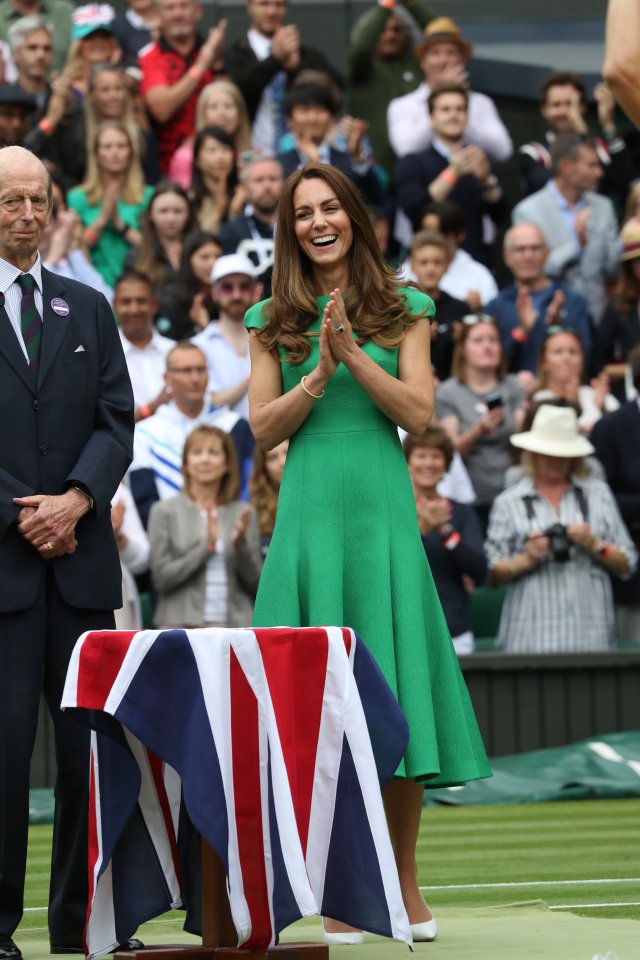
left=485, top=474, right=638, bottom=653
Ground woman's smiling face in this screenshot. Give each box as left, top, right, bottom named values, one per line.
left=292, top=177, right=353, bottom=268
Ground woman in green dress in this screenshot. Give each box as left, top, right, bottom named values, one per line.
left=245, top=163, right=490, bottom=944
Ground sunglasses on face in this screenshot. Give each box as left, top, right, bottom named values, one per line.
left=216, top=280, right=253, bottom=295
left=462, top=313, right=494, bottom=326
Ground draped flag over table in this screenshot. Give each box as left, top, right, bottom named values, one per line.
left=61, top=627, right=412, bottom=957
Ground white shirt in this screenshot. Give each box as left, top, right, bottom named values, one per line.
left=119, top=328, right=173, bottom=407
left=400, top=248, right=498, bottom=307
left=0, top=254, right=44, bottom=363
left=191, top=323, right=251, bottom=418
left=247, top=28, right=277, bottom=152
left=387, top=82, right=513, bottom=163
left=131, top=401, right=244, bottom=500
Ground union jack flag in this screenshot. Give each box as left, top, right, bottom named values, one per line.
left=61, top=627, right=412, bottom=957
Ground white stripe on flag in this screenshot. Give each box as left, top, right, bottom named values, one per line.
left=86, top=734, right=119, bottom=959
left=187, top=629, right=249, bottom=944
left=122, top=730, right=183, bottom=907
left=342, top=634, right=412, bottom=946
left=304, top=627, right=351, bottom=899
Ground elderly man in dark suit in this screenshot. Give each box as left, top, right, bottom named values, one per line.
left=0, top=146, right=134, bottom=960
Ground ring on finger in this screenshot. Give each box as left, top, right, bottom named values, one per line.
left=335, top=324, right=345, bottom=334
left=45, top=541, right=54, bottom=552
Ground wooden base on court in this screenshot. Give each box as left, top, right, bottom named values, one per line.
left=112, top=840, right=328, bottom=960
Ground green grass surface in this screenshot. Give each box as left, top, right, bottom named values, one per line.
left=20, top=798, right=640, bottom=957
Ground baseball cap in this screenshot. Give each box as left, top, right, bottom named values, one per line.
left=211, top=254, right=257, bottom=283
left=71, top=3, right=116, bottom=41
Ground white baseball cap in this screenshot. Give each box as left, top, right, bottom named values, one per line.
left=211, top=254, right=257, bottom=283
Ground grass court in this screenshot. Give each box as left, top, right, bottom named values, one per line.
left=19, top=798, right=640, bottom=959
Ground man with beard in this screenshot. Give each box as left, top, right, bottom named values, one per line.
left=218, top=154, right=283, bottom=296
left=191, top=253, right=260, bottom=419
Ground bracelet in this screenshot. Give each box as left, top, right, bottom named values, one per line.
left=84, top=227, right=98, bottom=245
left=38, top=117, right=56, bottom=136
left=188, top=65, right=204, bottom=81
left=139, top=403, right=152, bottom=419
left=597, top=540, right=612, bottom=560
left=511, top=327, right=528, bottom=343
left=300, top=375, right=324, bottom=399
left=441, top=167, right=458, bottom=187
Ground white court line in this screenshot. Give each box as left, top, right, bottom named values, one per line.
left=550, top=901, right=640, bottom=910
left=420, top=878, right=640, bottom=891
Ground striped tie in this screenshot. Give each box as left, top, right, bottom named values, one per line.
left=18, top=273, right=42, bottom=376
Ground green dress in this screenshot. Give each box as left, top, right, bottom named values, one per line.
left=245, top=288, right=491, bottom=786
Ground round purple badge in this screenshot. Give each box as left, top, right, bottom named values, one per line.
left=51, top=298, right=70, bottom=316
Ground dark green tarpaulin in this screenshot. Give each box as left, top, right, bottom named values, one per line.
left=426, top=730, right=640, bottom=806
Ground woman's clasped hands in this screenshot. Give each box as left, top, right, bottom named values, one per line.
left=317, top=288, right=358, bottom=383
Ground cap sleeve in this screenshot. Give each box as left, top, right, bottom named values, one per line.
left=245, top=298, right=272, bottom=331
left=401, top=286, right=436, bottom=324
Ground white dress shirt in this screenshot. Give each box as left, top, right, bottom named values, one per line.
left=0, top=253, right=44, bottom=363
left=387, top=82, right=513, bottom=163
left=119, top=328, right=173, bottom=407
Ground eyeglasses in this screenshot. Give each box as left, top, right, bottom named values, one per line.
left=216, top=280, right=254, bottom=295
left=167, top=365, right=208, bottom=376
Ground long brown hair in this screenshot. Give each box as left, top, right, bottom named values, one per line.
left=451, top=316, right=507, bottom=384
left=249, top=446, right=280, bottom=536
left=182, top=426, right=240, bottom=504
left=255, top=163, right=426, bottom=364
left=134, top=180, right=195, bottom=293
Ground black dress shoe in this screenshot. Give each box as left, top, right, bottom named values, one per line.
left=50, top=938, right=144, bottom=955
left=0, top=937, right=22, bottom=960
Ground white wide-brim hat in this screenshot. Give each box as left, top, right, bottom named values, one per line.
left=510, top=405, right=594, bottom=458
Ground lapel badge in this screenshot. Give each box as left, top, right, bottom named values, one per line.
left=51, top=298, right=70, bottom=316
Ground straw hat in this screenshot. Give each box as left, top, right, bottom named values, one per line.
left=619, top=217, right=640, bottom=261
left=510, top=405, right=594, bottom=458
left=417, top=17, right=473, bottom=61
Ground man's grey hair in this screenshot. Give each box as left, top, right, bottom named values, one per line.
left=239, top=152, right=283, bottom=185
left=7, top=15, right=53, bottom=52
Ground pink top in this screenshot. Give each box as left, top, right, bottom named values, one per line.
left=168, top=143, right=194, bottom=189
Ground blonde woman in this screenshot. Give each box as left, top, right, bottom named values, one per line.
left=85, top=63, right=161, bottom=184
left=67, top=120, right=153, bottom=286
left=169, top=80, right=252, bottom=189
left=63, top=6, right=122, bottom=98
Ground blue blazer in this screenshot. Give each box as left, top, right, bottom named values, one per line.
left=0, top=267, right=134, bottom=612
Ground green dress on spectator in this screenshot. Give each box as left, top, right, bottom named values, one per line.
left=67, top=185, right=153, bottom=288
left=246, top=288, right=491, bottom=786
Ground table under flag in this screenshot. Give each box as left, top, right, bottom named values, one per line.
left=61, top=626, right=412, bottom=956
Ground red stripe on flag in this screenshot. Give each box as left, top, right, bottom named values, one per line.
left=253, top=628, right=329, bottom=854
left=230, top=647, right=272, bottom=949
left=76, top=631, right=138, bottom=709
left=340, top=628, right=352, bottom=657
left=148, top=752, right=182, bottom=886
left=85, top=752, right=99, bottom=955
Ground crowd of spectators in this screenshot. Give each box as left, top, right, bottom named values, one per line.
left=3, top=0, right=640, bottom=649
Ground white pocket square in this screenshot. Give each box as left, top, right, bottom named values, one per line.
left=74, top=345, right=85, bottom=352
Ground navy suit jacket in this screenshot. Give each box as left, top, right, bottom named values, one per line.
left=0, top=267, right=134, bottom=612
